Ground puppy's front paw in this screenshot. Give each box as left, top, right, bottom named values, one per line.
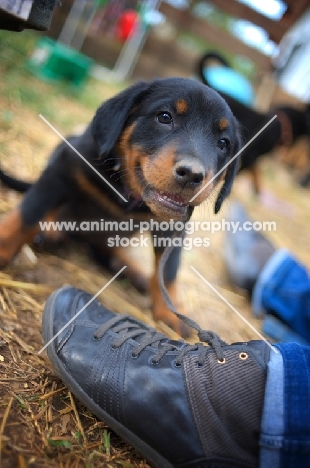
left=152, top=301, right=192, bottom=338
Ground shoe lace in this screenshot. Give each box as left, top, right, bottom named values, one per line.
left=159, top=233, right=227, bottom=361
left=94, top=232, right=227, bottom=365
left=94, top=315, right=226, bottom=365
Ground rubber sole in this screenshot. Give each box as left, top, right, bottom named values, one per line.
left=41, top=288, right=173, bottom=468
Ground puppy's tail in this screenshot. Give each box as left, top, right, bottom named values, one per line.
left=197, top=51, right=230, bottom=87
left=0, top=167, right=32, bottom=193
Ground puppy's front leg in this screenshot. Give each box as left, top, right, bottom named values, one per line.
left=151, top=235, right=191, bottom=337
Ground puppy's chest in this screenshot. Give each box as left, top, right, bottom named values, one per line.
left=73, top=167, right=150, bottom=222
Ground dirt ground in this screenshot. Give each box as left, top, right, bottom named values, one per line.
left=1, top=31, right=310, bottom=468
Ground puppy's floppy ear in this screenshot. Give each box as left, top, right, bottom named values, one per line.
left=214, top=121, right=243, bottom=214
left=214, top=158, right=239, bottom=214
left=91, top=81, right=150, bottom=159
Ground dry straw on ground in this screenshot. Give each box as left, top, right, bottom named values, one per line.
left=1, top=30, right=310, bottom=468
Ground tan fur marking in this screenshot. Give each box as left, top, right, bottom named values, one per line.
left=144, top=145, right=215, bottom=207
left=117, top=123, right=136, bottom=156
left=176, top=99, right=188, bottom=114
left=141, top=144, right=177, bottom=191
left=150, top=251, right=191, bottom=337
left=219, top=118, right=229, bottom=130
left=0, top=208, right=59, bottom=267
left=117, top=123, right=144, bottom=197
left=74, top=168, right=149, bottom=222
left=123, top=145, right=144, bottom=196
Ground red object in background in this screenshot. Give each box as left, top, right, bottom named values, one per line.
left=116, top=10, right=139, bottom=41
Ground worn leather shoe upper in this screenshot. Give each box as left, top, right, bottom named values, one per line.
left=42, top=286, right=270, bottom=468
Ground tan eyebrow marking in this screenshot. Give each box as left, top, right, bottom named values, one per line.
left=219, top=117, right=229, bottom=130
left=175, top=99, right=188, bottom=114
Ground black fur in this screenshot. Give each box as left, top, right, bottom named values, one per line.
left=198, top=52, right=310, bottom=184
left=0, top=168, right=31, bottom=193
left=0, top=77, right=241, bottom=295
left=1, top=78, right=241, bottom=221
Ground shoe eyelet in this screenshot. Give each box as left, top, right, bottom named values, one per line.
left=93, top=335, right=101, bottom=341
left=197, top=362, right=203, bottom=368
left=131, top=351, right=138, bottom=359
left=111, top=344, right=118, bottom=350
left=150, top=358, right=160, bottom=365
left=217, top=358, right=226, bottom=364
left=173, top=360, right=182, bottom=368
left=239, top=352, right=248, bottom=360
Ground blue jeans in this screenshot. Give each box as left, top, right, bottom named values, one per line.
left=252, top=249, right=310, bottom=343
left=260, top=343, right=310, bottom=468
left=254, top=251, right=310, bottom=467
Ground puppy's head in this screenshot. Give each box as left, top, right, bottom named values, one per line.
left=92, top=78, right=241, bottom=221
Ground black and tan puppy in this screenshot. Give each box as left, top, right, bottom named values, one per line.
left=198, top=53, right=310, bottom=193
left=0, top=77, right=241, bottom=335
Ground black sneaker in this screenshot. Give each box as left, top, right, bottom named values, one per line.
left=42, top=286, right=270, bottom=468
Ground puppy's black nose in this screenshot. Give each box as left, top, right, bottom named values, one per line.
left=174, top=162, right=205, bottom=187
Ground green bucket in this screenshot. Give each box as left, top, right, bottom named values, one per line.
left=27, top=37, right=93, bottom=87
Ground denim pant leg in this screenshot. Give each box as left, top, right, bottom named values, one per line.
left=279, top=342, right=310, bottom=467
left=260, top=343, right=310, bottom=468
left=259, top=347, right=284, bottom=468
left=252, top=249, right=310, bottom=343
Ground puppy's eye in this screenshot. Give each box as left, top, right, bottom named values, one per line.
left=217, top=138, right=229, bottom=151
left=157, top=112, right=172, bottom=124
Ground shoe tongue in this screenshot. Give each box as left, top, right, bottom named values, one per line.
left=158, top=338, right=186, bottom=350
